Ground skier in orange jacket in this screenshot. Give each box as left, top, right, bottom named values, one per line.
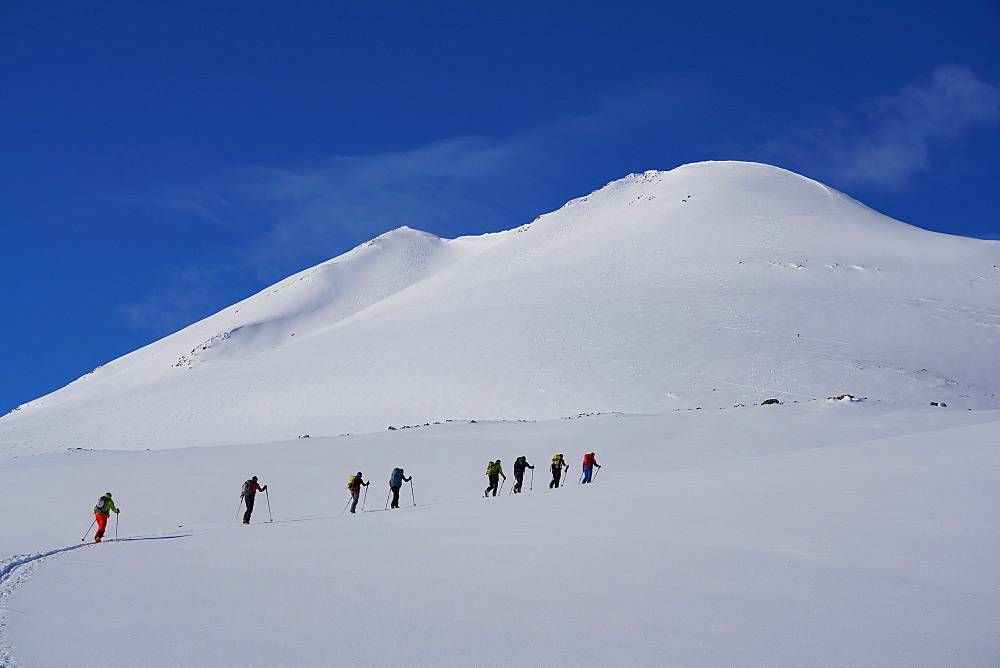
left=581, top=452, right=601, bottom=483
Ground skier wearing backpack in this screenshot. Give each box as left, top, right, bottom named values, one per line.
left=581, top=452, right=601, bottom=483
left=388, top=468, right=411, bottom=509
left=549, top=454, right=569, bottom=488
left=347, top=472, right=369, bottom=513
left=93, top=492, right=119, bottom=542
left=512, top=456, right=534, bottom=493
left=241, top=476, right=267, bottom=524
left=484, top=460, right=506, bottom=497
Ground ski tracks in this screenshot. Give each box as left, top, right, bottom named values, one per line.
left=0, top=532, right=190, bottom=667
left=0, top=543, right=96, bottom=667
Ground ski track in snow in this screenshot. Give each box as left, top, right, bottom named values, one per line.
left=0, top=532, right=194, bottom=667
left=0, top=499, right=428, bottom=665
left=0, top=544, right=95, bottom=667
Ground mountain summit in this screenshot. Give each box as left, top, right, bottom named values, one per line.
left=4, top=161, right=998, bottom=454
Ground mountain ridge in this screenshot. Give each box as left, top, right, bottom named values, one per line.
left=3, top=161, right=998, bottom=455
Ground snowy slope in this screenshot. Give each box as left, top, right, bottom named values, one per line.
left=2, top=403, right=998, bottom=666
left=3, top=161, right=999, bottom=458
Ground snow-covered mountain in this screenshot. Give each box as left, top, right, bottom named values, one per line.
left=3, top=161, right=999, bottom=667
left=3, top=161, right=999, bottom=456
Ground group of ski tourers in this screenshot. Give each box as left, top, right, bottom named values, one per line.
left=87, top=454, right=601, bottom=541
left=345, top=467, right=413, bottom=513
left=486, top=452, right=601, bottom=497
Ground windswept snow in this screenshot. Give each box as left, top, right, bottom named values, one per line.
left=1, top=161, right=998, bottom=666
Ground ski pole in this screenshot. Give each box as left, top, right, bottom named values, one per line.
left=236, top=496, right=244, bottom=523
left=341, top=496, right=352, bottom=515
left=115, top=512, right=119, bottom=540
left=579, top=468, right=585, bottom=484
left=593, top=466, right=601, bottom=481
left=265, top=489, right=273, bottom=522
left=385, top=491, right=391, bottom=510
left=499, top=478, right=506, bottom=495
left=362, top=485, right=368, bottom=512
left=81, top=518, right=96, bottom=542
left=530, top=468, right=534, bottom=491
left=409, top=480, right=416, bottom=507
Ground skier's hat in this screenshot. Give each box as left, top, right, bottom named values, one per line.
left=105, top=492, right=112, bottom=497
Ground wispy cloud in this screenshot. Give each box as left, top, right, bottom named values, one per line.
left=119, top=81, right=696, bottom=332
left=119, top=136, right=545, bottom=331
left=764, top=64, right=1000, bottom=190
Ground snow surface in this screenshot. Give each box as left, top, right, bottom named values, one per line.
left=2, top=404, right=998, bottom=666
left=1, top=162, right=998, bottom=666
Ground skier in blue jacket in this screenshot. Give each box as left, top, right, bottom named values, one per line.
left=389, top=467, right=412, bottom=509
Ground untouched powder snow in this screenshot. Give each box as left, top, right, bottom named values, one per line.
left=2, top=162, right=999, bottom=455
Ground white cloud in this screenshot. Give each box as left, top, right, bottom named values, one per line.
left=765, top=64, right=1000, bottom=190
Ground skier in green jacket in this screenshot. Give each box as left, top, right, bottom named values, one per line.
left=484, top=460, right=506, bottom=497
left=93, top=492, right=119, bottom=542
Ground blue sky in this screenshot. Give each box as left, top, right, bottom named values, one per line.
left=2, top=0, right=999, bottom=414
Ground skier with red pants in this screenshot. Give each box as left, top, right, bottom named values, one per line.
left=581, top=452, right=601, bottom=483
left=241, top=476, right=267, bottom=524
left=93, top=492, right=119, bottom=542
